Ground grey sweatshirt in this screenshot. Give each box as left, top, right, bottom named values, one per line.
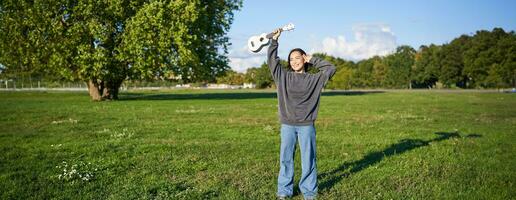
left=267, top=39, right=336, bottom=126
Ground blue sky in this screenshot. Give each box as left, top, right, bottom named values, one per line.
left=226, top=0, right=516, bottom=72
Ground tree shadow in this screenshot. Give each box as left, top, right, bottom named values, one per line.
left=317, top=131, right=481, bottom=192
left=119, top=92, right=278, bottom=100
left=322, top=90, right=384, bottom=97
left=118, top=90, right=383, bottom=101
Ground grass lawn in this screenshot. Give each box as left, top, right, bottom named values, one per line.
left=0, top=89, right=514, bottom=199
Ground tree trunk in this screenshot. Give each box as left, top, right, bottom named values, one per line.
left=101, top=80, right=123, bottom=100
left=87, top=79, right=102, bottom=101
left=87, top=79, right=123, bottom=101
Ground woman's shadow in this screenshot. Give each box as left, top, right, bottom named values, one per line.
left=317, top=131, right=481, bottom=192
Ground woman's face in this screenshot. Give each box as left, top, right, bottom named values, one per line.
left=289, top=51, right=305, bottom=72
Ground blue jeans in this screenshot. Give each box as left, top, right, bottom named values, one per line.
left=277, top=124, right=317, bottom=199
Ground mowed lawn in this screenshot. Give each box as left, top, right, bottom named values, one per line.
left=0, top=89, right=514, bottom=199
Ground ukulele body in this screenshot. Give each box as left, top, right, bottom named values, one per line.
left=247, top=23, right=295, bottom=53
left=247, top=33, right=274, bottom=53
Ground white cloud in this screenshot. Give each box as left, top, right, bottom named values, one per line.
left=228, top=45, right=266, bottom=73
left=310, top=24, right=397, bottom=61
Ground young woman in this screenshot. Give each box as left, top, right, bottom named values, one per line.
left=268, top=29, right=336, bottom=200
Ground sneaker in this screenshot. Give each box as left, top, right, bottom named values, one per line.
left=277, top=195, right=288, bottom=200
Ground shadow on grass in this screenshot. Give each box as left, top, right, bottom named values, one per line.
left=119, top=90, right=384, bottom=101
left=318, top=131, right=481, bottom=192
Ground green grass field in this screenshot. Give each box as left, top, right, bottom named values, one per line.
left=0, top=89, right=514, bottom=199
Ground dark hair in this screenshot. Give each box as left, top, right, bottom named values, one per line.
left=287, top=48, right=309, bottom=72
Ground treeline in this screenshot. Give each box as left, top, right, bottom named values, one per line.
left=219, top=28, right=515, bottom=89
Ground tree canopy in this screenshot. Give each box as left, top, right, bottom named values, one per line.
left=0, top=0, right=242, bottom=100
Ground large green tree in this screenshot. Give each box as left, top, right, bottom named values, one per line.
left=413, top=44, right=441, bottom=88
left=0, top=0, right=241, bottom=100
left=384, top=45, right=416, bottom=88
left=0, top=0, right=57, bottom=87
left=440, top=35, right=470, bottom=88
left=352, top=57, right=376, bottom=88
left=371, top=57, right=387, bottom=88
left=463, top=28, right=512, bottom=88
left=484, top=30, right=516, bottom=88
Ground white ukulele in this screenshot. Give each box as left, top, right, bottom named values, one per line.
left=247, top=23, right=295, bottom=53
